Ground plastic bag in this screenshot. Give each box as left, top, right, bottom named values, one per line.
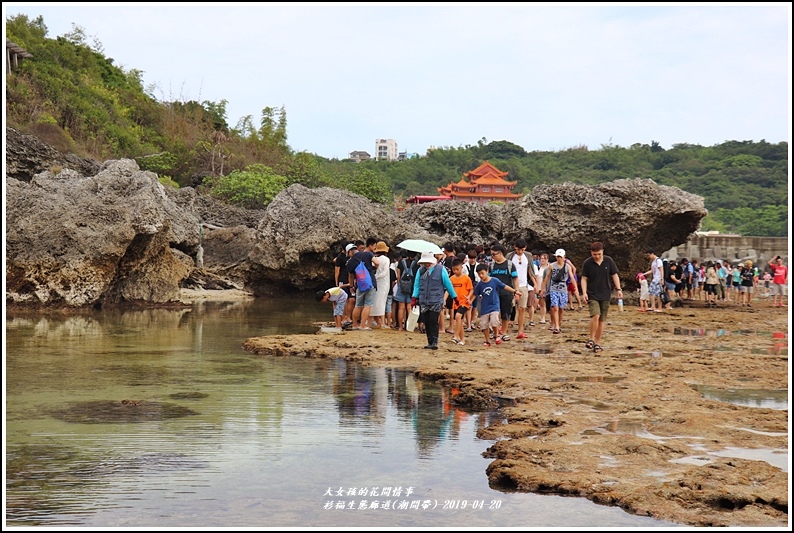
left=406, top=306, right=420, bottom=332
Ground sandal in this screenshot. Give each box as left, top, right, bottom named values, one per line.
left=482, top=342, right=492, bottom=347
left=552, top=328, right=561, bottom=334
left=585, top=339, right=595, bottom=349
left=593, top=344, right=603, bottom=353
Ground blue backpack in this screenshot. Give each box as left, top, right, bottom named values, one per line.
left=354, top=261, right=373, bottom=292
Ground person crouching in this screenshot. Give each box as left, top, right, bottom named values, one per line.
left=411, top=251, right=458, bottom=350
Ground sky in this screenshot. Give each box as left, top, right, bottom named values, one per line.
left=3, top=2, right=792, bottom=160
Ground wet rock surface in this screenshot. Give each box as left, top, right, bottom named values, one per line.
left=241, top=299, right=789, bottom=527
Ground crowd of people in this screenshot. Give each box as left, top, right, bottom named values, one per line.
left=317, top=238, right=627, bottom=354
left=639, top=251, right=789, bottom=312
left=317, top=238, right=788, bottom=354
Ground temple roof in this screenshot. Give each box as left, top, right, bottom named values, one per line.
left=464, top=161, right=508, bottom=180
left=469, top=175, right=517, bottom=186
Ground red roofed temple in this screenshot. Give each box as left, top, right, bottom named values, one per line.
left=438, top=161, right=523, bottom=204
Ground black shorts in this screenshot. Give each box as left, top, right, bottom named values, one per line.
left=498, top=293, right=513, bottom=320
left=454, top=306, right=469, bottom=317
left=445, top=295, right=454, bottom=309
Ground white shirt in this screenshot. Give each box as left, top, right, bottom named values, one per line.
left=651, top=257, right=663, bottom=283
left=511, top=254, right=530, bottom=289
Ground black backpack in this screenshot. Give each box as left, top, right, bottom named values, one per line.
left=398, top=259, right=415, bottom=294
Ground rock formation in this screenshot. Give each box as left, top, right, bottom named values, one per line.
left=5, top=128, right=709, bottom=308
left=5, top=127, right=101, bottom=182
left=6, top=160, right=200, bottom=308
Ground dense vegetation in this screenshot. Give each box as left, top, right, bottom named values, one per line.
left=6, top=14, right=788, bottom=236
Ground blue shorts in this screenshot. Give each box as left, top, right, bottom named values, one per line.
left=649, top=280, right=663, bottom=296
left=393, top=289, right=411, bottom=303
left=385, top=294, right=393, bottom=314
left=549, top=291, right=569, bottom=309
left=665, top=281, right=677, bottom=291
left=332, top=295, right=347, bottom=316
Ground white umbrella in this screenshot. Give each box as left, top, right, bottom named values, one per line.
left=397, top=239, right=443, bottom=254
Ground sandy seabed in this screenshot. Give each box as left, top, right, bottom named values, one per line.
left=242, top=296, right=790, bottom=527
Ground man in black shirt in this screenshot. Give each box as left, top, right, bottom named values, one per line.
left=580, top=241, right=622, bottom=354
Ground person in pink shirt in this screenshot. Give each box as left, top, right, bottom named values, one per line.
left=768, top=256, right=788, bottom=308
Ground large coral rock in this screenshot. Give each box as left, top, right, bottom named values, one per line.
left=401, top=179, right=707, bottom=284
left=5, top=126, right=101, bottom=182
left=6, top=160, right=201, bottom=308
left=509, top=179, right=707, bottom=279
left=246, top=184, right=436, bottom=293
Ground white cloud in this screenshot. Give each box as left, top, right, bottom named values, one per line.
left=4, top=3, right=790, bottom=157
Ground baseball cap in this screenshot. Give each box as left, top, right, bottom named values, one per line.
left=555, top=248, right=566, bottom=258
left=345, top=243, right=356, bottom=253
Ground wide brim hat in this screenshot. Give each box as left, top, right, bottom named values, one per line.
left=374, top=241, right=389, bottom=253
left=418, top=251, right=437, bottom=265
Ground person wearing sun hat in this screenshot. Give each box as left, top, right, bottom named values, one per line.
left=411, top=250, right=457, bottom=350
left=369, top=241, right=391, bottom=327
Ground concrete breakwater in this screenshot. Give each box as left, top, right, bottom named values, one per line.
left=664, top=233, right=788, bottom=265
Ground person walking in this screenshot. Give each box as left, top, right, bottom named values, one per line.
left=643, top=250, right=665, bottom=313
left=411, top=251, right=457, bottom=350
left=507, top=238, right=536, bottom=340
left=579, top=241, right=622, bottom=354
left=488, top=244, right=519, bottom=341
left=537, top=249, right=573, bottom=335
left=768, top=255, right=788, bottom=308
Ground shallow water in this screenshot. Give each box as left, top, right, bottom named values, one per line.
left=688, top=383, right=788, bottom=410
left=6, top=299, right=676, bottom=527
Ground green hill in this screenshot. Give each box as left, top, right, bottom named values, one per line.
left=5, top=14, right=788, bottom=236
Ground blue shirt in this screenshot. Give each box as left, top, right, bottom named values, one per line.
left=474, top=277, right=506, bottom=315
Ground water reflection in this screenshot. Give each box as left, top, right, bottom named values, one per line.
left=6, top=300, right=675, bottom=527
left=689, top=384, right=788, bottom=410
left=330, top=362, right=504, bottom=458
left=670, top=327, right=730, bottom=337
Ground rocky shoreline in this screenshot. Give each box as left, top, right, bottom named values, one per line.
left=242, top=299, right=789, bottom=527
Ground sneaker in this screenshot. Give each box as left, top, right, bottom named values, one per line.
left=495, top=338, right=503, bottom=345
left=540, top=319, right=546, bottom=324
left=516, top=332, right=528, bottom=339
